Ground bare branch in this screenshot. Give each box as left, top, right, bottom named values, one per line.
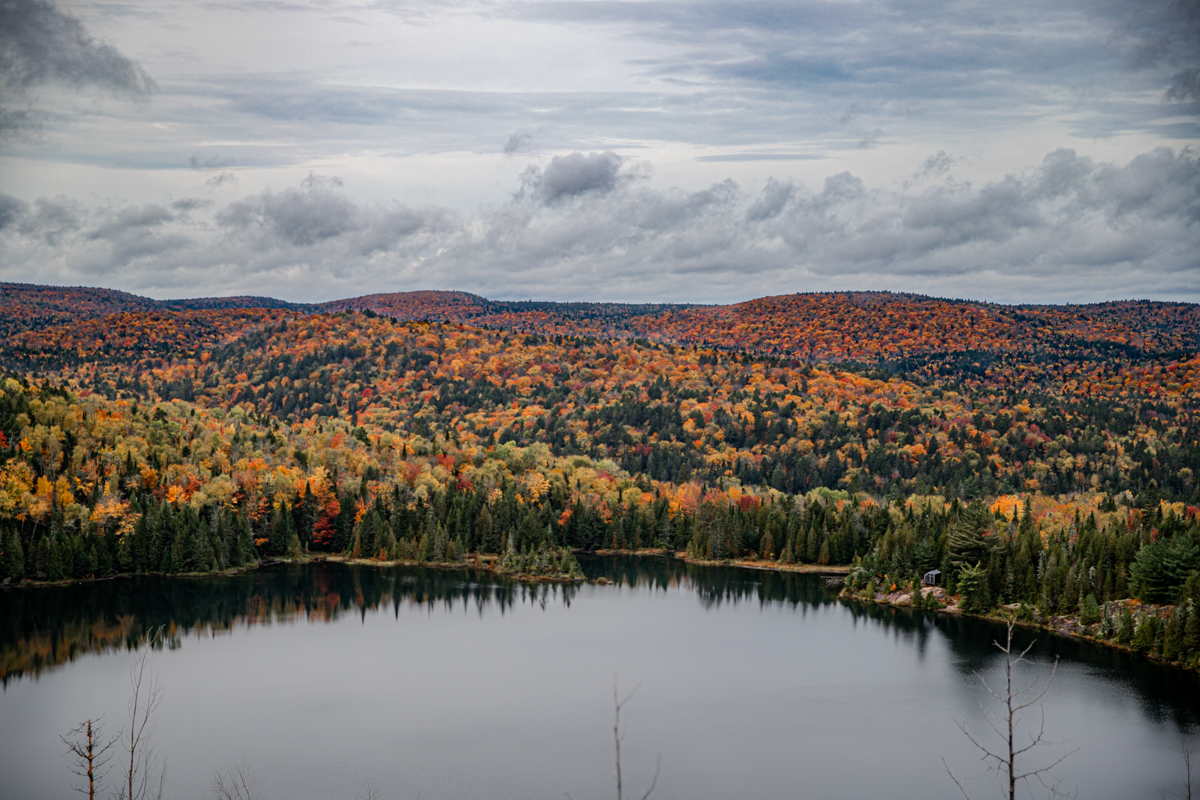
left=1183, top=738, right=1194, bottom=800
left=117, top=627, right=167, bottom=800
left=635, top=756, right=660, bottom=800
left=612, top=677, right=657, bottom=800
left=947, top=619, right=1074, bottom=800
left=212, top=762, right=256, bottom=800
left=943, top=758, right=972, bottom=800
left=61, top=717, right=117, bottom=799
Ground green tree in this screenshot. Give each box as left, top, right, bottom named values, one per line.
left=1117, top=607, right=1135, bottom=645
left=1079, top=593, right=1101, bottom=626
left=1131, top=538, right=1200, bottom=603
left=948, top=501, right=991, bottom=574
left=1132, top=614, right=1159, bottom=653
left=1, top=528, right=24, bottom=581
left=1163, top=607, right=1183, bottom=661
left=957, top=562, right=991, bottom=613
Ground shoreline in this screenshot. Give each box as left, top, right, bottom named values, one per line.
left=838, top=584, right=1200, bottom=676
left=6, top=553, right=1195, bottom=676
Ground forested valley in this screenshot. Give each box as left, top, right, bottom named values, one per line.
left=1, top=283, right=1199, bottom=669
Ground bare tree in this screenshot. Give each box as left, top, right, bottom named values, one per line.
left=1185, top=739, right=1195, bottom=800
left=354, top=779, right=383, bottom=800
left=612, top=681, right=659, bottom=800
left=1171, top=739, right=1195, bottom=800
left=945, top=618, right=1075, bottom=800
left=117, top=629, right=167, bottom=800
left=61, top=717, right=117, bottom=800
left=212, top=761, right=256, bottom=800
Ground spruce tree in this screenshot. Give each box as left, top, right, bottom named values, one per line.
left=760, top=529, right=775, bottom=560
left=1183, top=598, right=1200, bottom=659
left=948, top=500, right=991, bottom=573
left=1117, top=607, right=1135, bottom=645
left=957, top=562, right=991, bottom=613
left=1163, top=607, right=1183, bottom=661
left=34, top=533, right=50, bottom=580
left=1132, top=614, right=1158, bottom=653
left=1, top=528, right=24, bottom=581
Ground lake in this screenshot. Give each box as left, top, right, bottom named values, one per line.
left=2, top=557, right=1198, bottom=799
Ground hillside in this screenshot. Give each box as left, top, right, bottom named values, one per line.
left=1, top=282, right=1198, bottom=668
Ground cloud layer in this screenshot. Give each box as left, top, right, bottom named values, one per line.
left=0, top=1, right=1196, bottom=304
left=0, top=0, right=155, bottom=136
left=1, top=146, right=1195, bottom=304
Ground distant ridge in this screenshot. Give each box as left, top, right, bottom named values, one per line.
left=162, top=296, right=311, bottom=312
left=1, top=283, right=1197, bottom=362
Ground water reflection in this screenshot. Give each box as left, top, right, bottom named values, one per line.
left=577, top=554, right=842, bottom=609
left=0, top=563, right=573, bottom=683
left=3, top=555, right=1200, bottom=734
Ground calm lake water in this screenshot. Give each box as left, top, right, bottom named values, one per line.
left=2, top=557, right=1198, bottom=800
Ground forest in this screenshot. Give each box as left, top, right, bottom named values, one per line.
left=0, top=283, right=1198, bottom=668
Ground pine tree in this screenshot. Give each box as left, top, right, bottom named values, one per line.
left=1117, top=607, right=1135, bottom=645
left=760, top=529, right=775, bottom=560
left=957, top=562, right=991, bottom=613
left=948, top=500, right=991, bottom=573
left=780, top=531, right=795, bottom=564
left=1163, top=607, right=1183, bottom=661
left=1132, top=614, right=1158, bottom=653
left=910, top=573, right=924, bottom=609
left=1080, top=593, right=1101, bottom=626
left=1, top=528, right=24, bottom=581
left=1183, top=598, right=1200, bottom=660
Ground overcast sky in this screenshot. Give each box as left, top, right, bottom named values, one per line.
left=0, top=0, right=1197, bottom=304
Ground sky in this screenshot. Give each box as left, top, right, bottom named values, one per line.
left=0, top=0, right=1197, bottom=305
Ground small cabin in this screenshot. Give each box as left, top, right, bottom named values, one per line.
left=922, top=569, right=942, bottom=586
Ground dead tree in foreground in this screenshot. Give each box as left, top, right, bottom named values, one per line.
left=61, top=717, right=117, bottom=800
left=613, top=681, right=659, bottom=800
left=945, top=618, right=1076, bottom=800
left=117, top=629, right=167, bottom=800
left=212, top=762, right=258, bottom=800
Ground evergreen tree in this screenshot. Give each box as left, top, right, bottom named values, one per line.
left=1, top=528, right=24, bottom=581
left=1183, top=598, right=1200, bottom=659
left=1079, top=593, right=1102, bottom=626
left=957, top=562, right=991, bottom=613
left=1132, top=614, right=1158, bottom=653
left=910, top=573, right=924, bottom=609
left=948, top=501, right=991, bottom=574
left=1131, top=538, right=1200, bottom=603
left=1117, top=607, right=1135, bottom=645
left=34, top=533, right=50, bottom=580
left=760, top=529, right=776, bottom=560
left=1163, top=607, right=1183, bottom=661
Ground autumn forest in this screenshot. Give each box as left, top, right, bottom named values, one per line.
left=2, top=282, right=1199, bottom=672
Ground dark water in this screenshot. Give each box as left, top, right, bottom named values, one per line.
left=2, top=557, right=1198, bottom=800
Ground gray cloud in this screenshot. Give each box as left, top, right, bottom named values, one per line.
left=18, top=196, right=82, bottom=245
left=1167, top=68, right=1200, bottom=102
left=217, top=175, right=358, bottom=247
left=0, top=147, right=1196, bottom=304
left=507, top=0, right=1200, bottom=143
left=88, top=203, right=174, bottom=241
left=504, top=130, right=534, bottom=155
left=190, top=153, right=234, bottom=170
left=0, top=0, right=155, bottom=95
left=0, top=192, right=28, bottom=230
left=745, top=178, right=793, bottom=222
left=205, top=172, right=239, bottom=189
left=520, top=151, right=627, bottom=204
